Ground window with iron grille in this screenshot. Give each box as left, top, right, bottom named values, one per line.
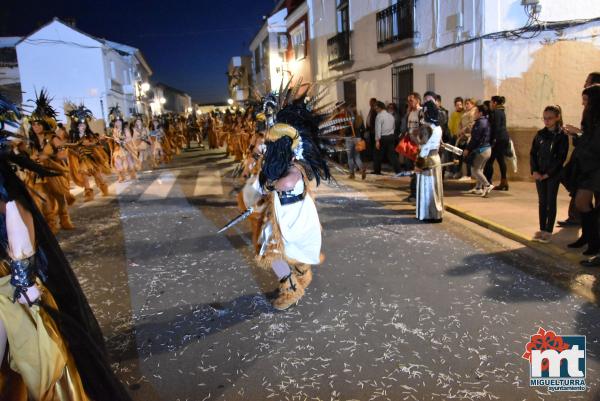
left=290, top=23, right=306, bottom=60
left=376, top=0, right=415, bottom=48
left=392, top=64, right=414, bottom=111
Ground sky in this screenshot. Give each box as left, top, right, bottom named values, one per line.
left=0, top=0, right=277, bottom=103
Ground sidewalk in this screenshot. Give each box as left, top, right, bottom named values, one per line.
left=442, top=179, right=581, bottom=260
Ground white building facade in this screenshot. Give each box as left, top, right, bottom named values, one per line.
left=0, top=37, right=21, bottom=102
left=150, top=83, right=193, bottom=116
left=16, top=18, right=153, bottom=127
left=307, top=0, right=600, bottom=179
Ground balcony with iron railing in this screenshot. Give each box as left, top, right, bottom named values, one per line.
left=376, top=0, right=416, bottom=52
left=327, top=31, right=353, bottom=69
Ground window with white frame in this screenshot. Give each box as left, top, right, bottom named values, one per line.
left=290, top=22, right=306, bottom=60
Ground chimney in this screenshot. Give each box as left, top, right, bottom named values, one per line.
left=63, top=18, right=77, bottom=28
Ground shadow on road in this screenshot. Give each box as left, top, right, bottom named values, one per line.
left=446, top=250, right=600, bottom=369
left=105, top=293, right=273, bottom=361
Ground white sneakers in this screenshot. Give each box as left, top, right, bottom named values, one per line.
left=466, top=187, right=483, bottom=195
left=533, top=231, right=552, bottom=243
left=464, top=185, right=494, bottom=197
left=481, top=185, right=495, bottom=198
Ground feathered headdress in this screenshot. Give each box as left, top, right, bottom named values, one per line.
left=0, top=94, right=61, bottom=177
left=260, top=96, right=331, bottom=188
left=108, top=105, right=123, bottom=122
left=67, top=104, right=93, bottom=124
left=0, top=94, right=22, bottom=133
left=29, top=89, right=58, bottom=130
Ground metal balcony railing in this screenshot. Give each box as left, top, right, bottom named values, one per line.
left=376, top=0, right=415, bottom=48
left=327, top=32, right=351, bottom=67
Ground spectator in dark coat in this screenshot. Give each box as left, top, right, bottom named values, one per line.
left=530, top=105, right=569, bottom=243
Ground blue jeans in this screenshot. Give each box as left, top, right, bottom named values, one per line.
left=345, top=137, right=364, bottom=172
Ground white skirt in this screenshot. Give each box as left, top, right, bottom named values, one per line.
left=416, top=155, right=444, bottom=220
left=260, top=193, right=322, bottom=265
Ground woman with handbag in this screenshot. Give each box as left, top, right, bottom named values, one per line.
left=345, top=105, right=366, bottom=180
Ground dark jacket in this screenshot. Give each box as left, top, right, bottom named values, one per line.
left=438, top=107, right=450, bottom=142
left=530, top=126, right=569, bottom=177
left=467, top=116, right=491, bottom=152
left=575, top=122, right=600, bottom=174
left=367, top=108, right=377, bottom=134
left=490, top=107, right=509, bottom=144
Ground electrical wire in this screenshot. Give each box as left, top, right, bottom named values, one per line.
left=317, top=14, right=600, bottom=86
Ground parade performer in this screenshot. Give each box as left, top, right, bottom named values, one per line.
left=67, top=105, right=111, bottom=202
left=131, top=115, right=150, bottom=169
left=414, top=95, right=444, bottom=222
left=254, top=101, right=330, bottom=310
left=109, top=106, right=138, bottom=182
left=207, top=113, right=219, bottom=149
left=236, top=126, right=267, bottom=254
left=149, top=117, right=165, bottom=167
left=0, top=95, right=132, bottom=401
left=26, top=90, right=75, bottom=233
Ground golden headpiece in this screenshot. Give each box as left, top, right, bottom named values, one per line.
left=266, top=123, right=301, bottom=150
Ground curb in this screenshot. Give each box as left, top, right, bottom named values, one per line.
left=444, top=203, right=598, bottom=305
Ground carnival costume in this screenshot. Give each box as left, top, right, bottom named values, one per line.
left=415, top=100, right=444, bottom=221
left=253, top=99, right=331, bottom=311
left=67, top=106, right=110, bottom=202
left=25, top=90, right=75, bottom=233
left=0, top=95, right=131, bottom=401
left=108, top=106, right=138, bottom=182
left=131, top=116, right=150, bottom=169
left=148, top=119, right=165, bottom=168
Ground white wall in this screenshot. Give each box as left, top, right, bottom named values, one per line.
left=482, top=23, right=600, bottom=128
left=17, top=20, right=108, bottom=125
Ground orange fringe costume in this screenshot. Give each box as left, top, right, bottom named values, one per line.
left=25, top=132, right=75, bottom=233
left=24, top=91, right=76, bottom=233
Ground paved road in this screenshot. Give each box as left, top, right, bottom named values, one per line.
left=58, top=147, right=600, bottom=401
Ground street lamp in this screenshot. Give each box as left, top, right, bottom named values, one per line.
left=141, top=82, right=150, bottom=93
left=227, top=98, right=234, bottom=106
left=160, top=97, right=166, bottom=105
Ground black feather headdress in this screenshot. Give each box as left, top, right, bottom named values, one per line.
left=260, top=100, right=331, bottom=188
left=108, top=105, right=123, bottom=123
left=67, top=104, right=93, bottom=124
left=0, top=93, right=22, bottom=132
left=0, top=94, right=61, bottom=177
left=29, top=88, right=58, bottom=130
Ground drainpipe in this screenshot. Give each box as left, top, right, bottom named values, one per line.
left=432, top=0, right=439, bottom=49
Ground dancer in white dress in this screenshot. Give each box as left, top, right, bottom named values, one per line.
left=254, top=104, right=330, bottom=311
